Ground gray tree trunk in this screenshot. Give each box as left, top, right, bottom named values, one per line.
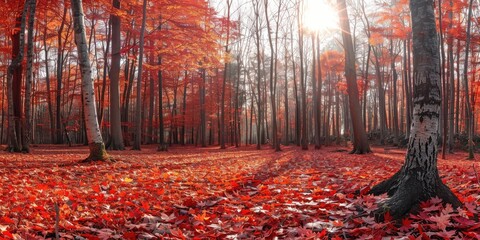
left=109, top=0, right=125, bottom=150
left=369, top=0, right=461, bottom=219
left=132, top=0, right=148, bottom=150
left=23, top=0, right=37, bottom=152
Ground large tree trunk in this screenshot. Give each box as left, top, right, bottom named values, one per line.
left=108, top=0, right=125, bottom=150
left=369, top=0, right=461, bottom=219
left=337, top=0, right=371, bottom=154
left=23, top=0, right=37, bottom=153
left=7, top=2, right=28, bottom=152
left=71, top=0, right=109, bottom=161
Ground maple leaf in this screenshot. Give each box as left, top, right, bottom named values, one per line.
left=400, top=217, right=413, bottom=232
left=194, top=210, right=210, bottom=222
left=170, top=228, right=186, bottom=240
left=429, top=214, right=450, bottom=231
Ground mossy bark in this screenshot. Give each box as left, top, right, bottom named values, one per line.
left=84, top=142, right=110, bottom=162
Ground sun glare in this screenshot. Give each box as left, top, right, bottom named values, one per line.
left=303, top=0, right=338, bottom=32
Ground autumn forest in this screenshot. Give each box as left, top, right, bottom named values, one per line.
left=0, top=0, right=480, bottom=238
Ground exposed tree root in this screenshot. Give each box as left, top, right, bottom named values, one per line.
left=370, top=169, right=462, bottom=221
left=157, top=144, right=168, bottom=152
left=349, top=148, right=372, bottom=154
left=81, top=142, right=113, bottom=163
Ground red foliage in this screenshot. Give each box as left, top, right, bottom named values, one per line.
left=0, top=145, right=479, bottom=239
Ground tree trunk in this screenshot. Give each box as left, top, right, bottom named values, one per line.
left=56, top=4, right=68, bottom=144
left=447, top=0, right=454, bottom=152
left=23, top=0, right=37, bottom=153
left=253, top=0, right=262, bottom=150
left=71, top=0, right=109, bottom=161
left=109, top=0, right=125, bottom=150
left=439, top=0, right=447, bottom=159
left=157, top=57, right=167, bottom=151
left=369, top=0, right=461, bottom=219
left=264, top=0, right=281, bottom=151
left=463, top=0, right=475, bottom=160
left=312, top=35, right=320, bottom=149
left=284, top=38, right=289, bottom=146
left=132, top=0, right=147, bottom=150
left=337, top=0, right=371, bottom=153
left=390, top=40, right=399, bottom=146
left=298, top=4, right=307, bottom=150
left=180, top=71, right=188, bottom=145
left=199, top=69, right=207, bottom=147
left=7, top=2, right=28, bottom=152
left=316, top=34, right=323, bottom=148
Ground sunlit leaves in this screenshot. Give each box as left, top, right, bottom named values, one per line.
left=0, top=145, right=479, bottom=238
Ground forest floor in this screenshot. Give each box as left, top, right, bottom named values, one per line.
left=0, top=145, right=479, bottom=239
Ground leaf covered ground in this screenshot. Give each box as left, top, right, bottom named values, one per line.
left=0, top=145, right=479, bottom=239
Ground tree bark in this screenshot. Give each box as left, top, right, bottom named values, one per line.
left=298, top=3, right=308, bottom=150
left=71, top=0, right=109, bottom=161
left=109, top=0, right=125, bottom=150
left=7, top=2, right=28, bottom=152
left=463, top=0, right=475, bottom=160
left=264, top=0, right=281, bottom=151
left=337, top=0, right=371, bottom=154
left=132, top=0, right=148, bottom=150
left=447, top=0, right=454, bottom=153
left=253, top=0, right=263, bottom=150
left=158, top=57, right=167, bottom=151
left=23, top=0, right=37, bottom=153
left=369, top=0, right=461, bottom=219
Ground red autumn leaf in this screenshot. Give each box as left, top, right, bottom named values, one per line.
left=0, top=217, right=14, bottom=225
left=122, top=232, right=137, bottom=240
left=429, top=214, right=450, bottom=231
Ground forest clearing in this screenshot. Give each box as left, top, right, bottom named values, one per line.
left=0, top=145, right=479, bottom=239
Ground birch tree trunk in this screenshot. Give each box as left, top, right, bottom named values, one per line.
left=369, top=0, right=461, bottom=219
left=71, top=0, right=109, bottom=161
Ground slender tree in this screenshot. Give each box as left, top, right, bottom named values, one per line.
left=132, top=0, right=148, bottom=150
left=220, top=0, right=232, bottom=149
left=23, top=0, right=37, bottom=153
left=70, top=0, right=109, bottom=161
left=337, top=0, right=371, bottom=154
left=463, top=0, right=474, bottom=160
left=369, top=0, right=461, bottom=219
left=109, top=0, right=125, bottom=150
left=264, top=0, right=282, bottom=151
